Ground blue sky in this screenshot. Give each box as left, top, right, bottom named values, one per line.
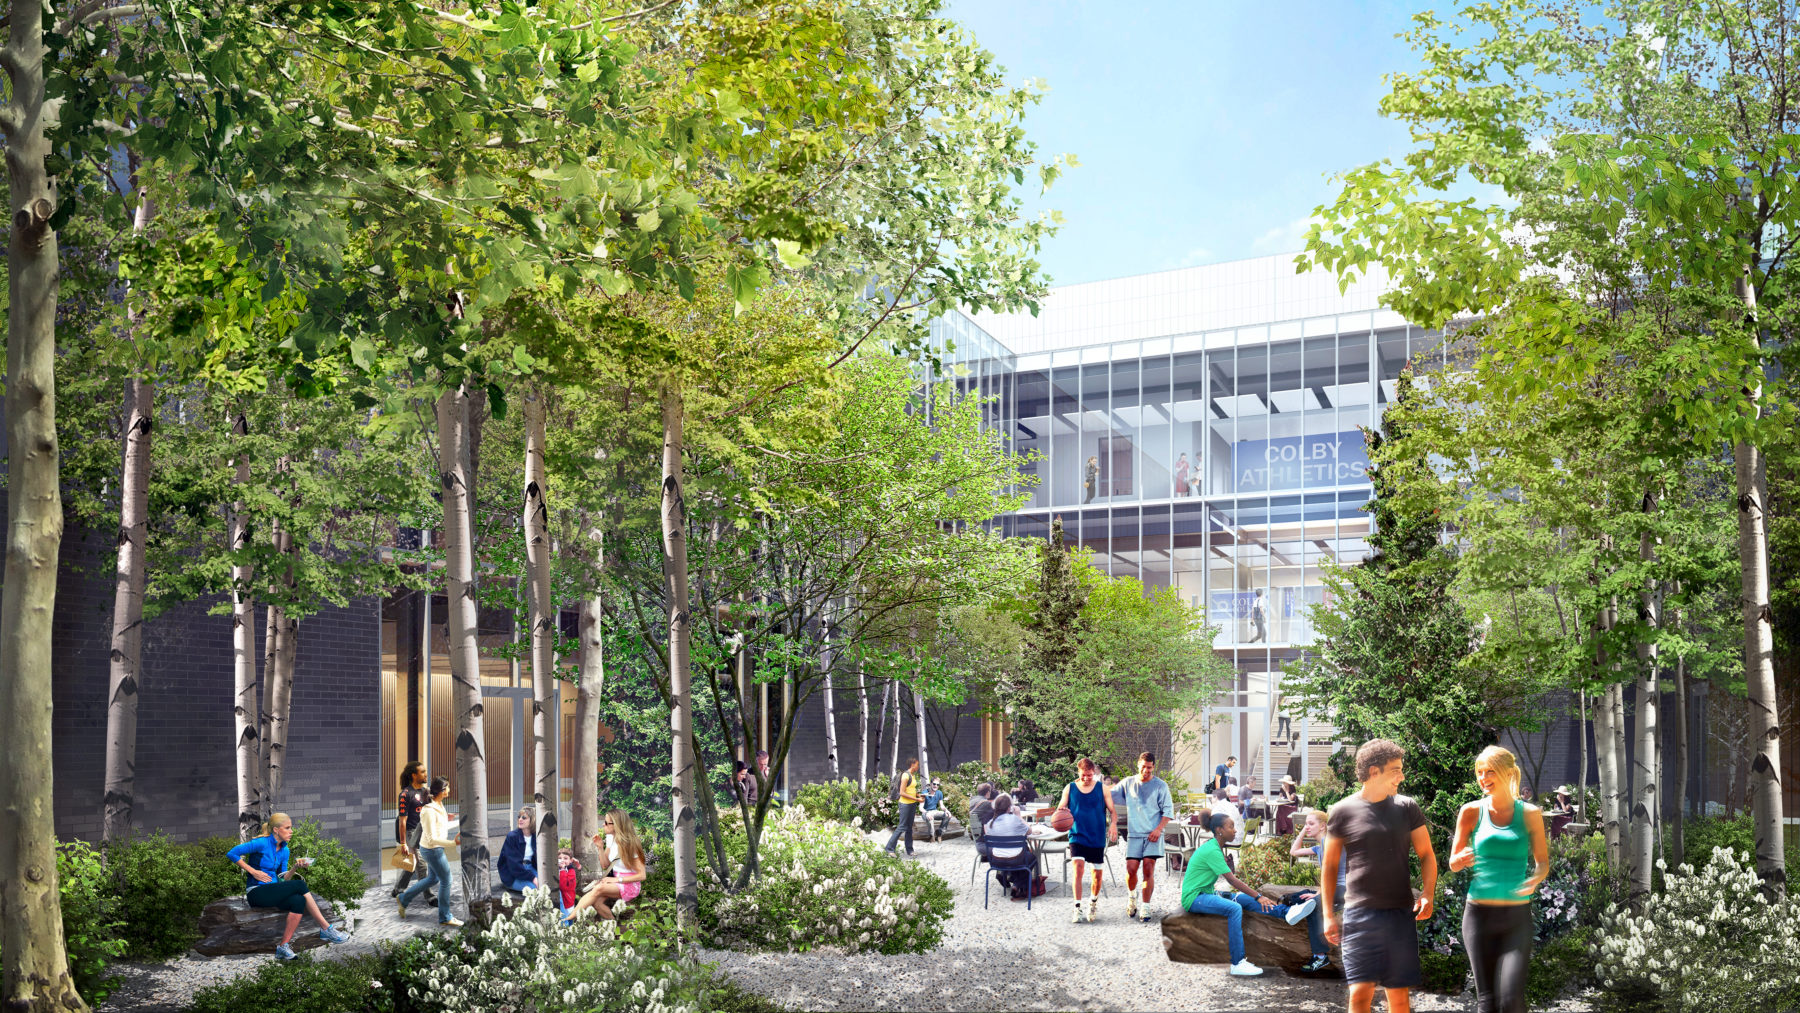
left=944, top=0, right=1434, bottom=286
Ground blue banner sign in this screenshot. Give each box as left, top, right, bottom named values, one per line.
left=1232, top=432, right=1369, bottom=492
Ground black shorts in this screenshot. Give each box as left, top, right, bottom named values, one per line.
left=1069, top=842, right=1106, bottom=864
left=1340, top=907, right=1423, bottom=989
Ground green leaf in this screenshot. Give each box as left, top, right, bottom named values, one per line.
left=726, top=261, right=771, bottom=314
left=774, top=238, right=813, bottom=270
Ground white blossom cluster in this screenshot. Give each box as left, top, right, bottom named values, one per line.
left=707, top=803, right=951, bottom=955
left=1593, top=847, right=1800, bottom=1012
left=400, top=882, right=700, bottom=1013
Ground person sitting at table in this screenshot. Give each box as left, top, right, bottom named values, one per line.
left=985, top=794, right=1034, bottom=900
left=1550, top=785, right=1576, bottom=815
left=1014, top=778, right=1038, bottom=806
left=1211, top=785, right=1245, bottom=845
left=1180, top=812, right=1322, bottom=977
left=1273, top=774, right=1300, bottom=834
left=969, top=784, right=997, bottom=851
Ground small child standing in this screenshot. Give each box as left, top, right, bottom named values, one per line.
left=557, top=849, right=581, bottom=914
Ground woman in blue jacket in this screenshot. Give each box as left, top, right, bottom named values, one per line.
left=498, top=808, right=542, bottom=893
left=226, top=812, right=350, bottom=960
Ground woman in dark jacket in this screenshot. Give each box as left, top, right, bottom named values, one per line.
left=497, top=808, right=540, bottom=892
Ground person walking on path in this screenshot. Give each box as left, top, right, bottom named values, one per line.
left=397, top=776, right=464, bottom=927
left=228, top=812, right=350, bottom=960
left=885, top=757, right=923, bottom=856
left=1450, top=745, right=1549, bottom=1013
left=1321, top=739, right=1437, bottom=1013
left=1180, top=812, right=1322, bottom=977
left=390, top=760, right=437, bottom=907
left=1122, top=751, right=1174, bottom=922
left=1050, top=757, right=1118, bottom=923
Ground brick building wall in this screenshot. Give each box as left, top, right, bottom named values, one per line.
left=45, top=517, right=384, bottom=869
left=778, top=681, right=986, bottom=789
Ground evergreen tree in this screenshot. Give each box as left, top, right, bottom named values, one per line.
left=1284, top=371, right=1490, bottom=840
left=1007, top=516, right=1091, bottom=786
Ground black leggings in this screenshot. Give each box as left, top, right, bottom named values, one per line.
left=247, top=878, right=311, bottom=914
left=1461, top=902, right=1533, bottom=1013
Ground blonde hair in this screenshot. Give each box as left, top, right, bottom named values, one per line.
left=605, top=809, right=647, bottom=874
left=262, top=812, right=292, bottom=838
left=1475, top=745, right=1522, bottom=794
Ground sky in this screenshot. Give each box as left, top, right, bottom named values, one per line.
left=942, top=0, right=1435, bottom=286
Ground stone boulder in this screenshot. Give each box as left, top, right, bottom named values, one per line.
left=196, top=896, right=338, bottom=956
left=1161, top=900, right=1342, bottom=978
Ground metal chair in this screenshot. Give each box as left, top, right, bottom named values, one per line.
left=981, top=836, right=1041, bottom=910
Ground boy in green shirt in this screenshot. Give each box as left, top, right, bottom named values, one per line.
left=1179, top=813, right=1322, bottom=977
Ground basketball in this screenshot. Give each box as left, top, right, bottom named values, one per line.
left=1049, top=807, right=1073, bottom=832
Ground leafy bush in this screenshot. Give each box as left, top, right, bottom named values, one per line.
left=107, top=831, right=244, bottom=958
left=706, top=806, right=951, bottom=954
left=1418, top=949, right=1468, bottom=995
left=185, top=953, right=392, bottom=1013
left=1593, top=847, right=1800, bottom=1013
left=1670, top=812, right=1800, bottom=878
left=1298, top=766, right=1351, bottom=811
left=288, top=818, right=367, bottom=910
left=790, top=776, right=898, bottom=830
left=56, top=840, right=126, bottom=1005
left=1526, top=927, right=1593, bottom=1008
left=1235, top=834, right=1315, bottom=888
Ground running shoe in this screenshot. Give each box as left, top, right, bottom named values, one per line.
left=396, top=900, right=407, bottom=919
left=1285, top=896, right=1318, bottom=925
left=319, top=925, right=350, bottom=944
left=440, top=918, right=464, bottom=928
left=1071, top=901, right=1082, bottom=924
left=1088, top=898, right=1099, bottom=922
left=1228, top=959, right=1264, bottom=977
left=1302, top=955, right=1333, bottom=974
left=273, top=944, right=297, bottom=961
left=1126, top=894, right=1139, bottom=919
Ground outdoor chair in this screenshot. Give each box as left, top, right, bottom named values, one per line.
left=981, top=836, right=1041, bottom=910
left=968, top=833, right=991, bottom=887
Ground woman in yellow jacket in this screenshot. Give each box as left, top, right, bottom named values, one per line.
left=397, top=776, right=463, bottom=926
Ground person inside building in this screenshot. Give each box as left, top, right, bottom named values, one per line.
left=228, top=811, right=350, bottom=960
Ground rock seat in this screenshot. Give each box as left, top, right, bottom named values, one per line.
left=1160, top=883, right=1342, bottom=978
left=196, top=896, right=338, bottom=956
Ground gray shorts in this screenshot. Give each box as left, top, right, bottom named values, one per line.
left=1126, top=836, right=1164, bottom=859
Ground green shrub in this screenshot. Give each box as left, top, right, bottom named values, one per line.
left=107, top=831, right=243, bottom=959
left=1526, top=927, right=1593, bottom=1008
left=1670, top=812, right=1800, bottom=877
left=56, top=840, right=126, bottom=1005
left=707, top=806, right=952, bottom=954
left=1298, top=766, right=1351, bottom=811
left=185, top=953, right=391, bottom=1013
left=1418, top=949, right=1468, bottom=995
left=288, top=818, right=366, bottom=910
left=789, top=775, right=896, bottom=830
left=1235, top=834, right=1315, bottom=888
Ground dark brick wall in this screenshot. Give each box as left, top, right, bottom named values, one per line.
left=779, top=681, right=985, bottom=789
left=44, top=518, right=384, bottom=870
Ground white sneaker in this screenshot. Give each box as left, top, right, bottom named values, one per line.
left=1127, top=894, right=1139, bottom=919
left=1285, top=896, right=1318, bottom=925
left=1229, top=959, right=1264, bottom=977
left=1071, top=902, right=1083, bottom=924
left=1088, top=898, right=1099, bottom=922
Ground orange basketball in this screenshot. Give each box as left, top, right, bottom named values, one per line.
left=1049, top=807, right=1074, bottom=832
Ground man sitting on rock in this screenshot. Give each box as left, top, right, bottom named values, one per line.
left=1178, top=812, right=1322, bottom=978
left=921, top=779, right=952, bottom=842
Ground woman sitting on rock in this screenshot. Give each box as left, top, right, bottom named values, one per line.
left=226, top=812, right=350, bottom=960
left=565, top=809, right=647, bottom=924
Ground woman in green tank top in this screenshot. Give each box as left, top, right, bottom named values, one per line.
left=1449, top=745, right=1548, bottom=1013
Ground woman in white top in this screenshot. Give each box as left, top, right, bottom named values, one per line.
left=984, top=794, right=1032, bottom=899
left=396, top=777, right=462, bottom=926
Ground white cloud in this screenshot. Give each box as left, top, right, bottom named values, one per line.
left=1250, top=215, right=1322, bottom=255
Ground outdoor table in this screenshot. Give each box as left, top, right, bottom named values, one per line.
left=1271, top=799, right=1298, bottom=835
left=1027, top=826, right=1067, bottom=880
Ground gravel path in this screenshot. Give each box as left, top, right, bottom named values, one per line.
left=699, top=831, right=1594, bottom=1012
left=97, top=882, right=458, bottom=1013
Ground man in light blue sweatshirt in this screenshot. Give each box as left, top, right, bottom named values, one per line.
left=1121, top=751, right=1175, bottom=922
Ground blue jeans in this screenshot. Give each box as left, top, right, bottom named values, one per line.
left=885, top=802, right=918, bottom=854
left=399, top=846, right=455, bottom=922
left=1189, top=893, right=1248, bottom=963
left=1226, top=891, right=1328, bottom=956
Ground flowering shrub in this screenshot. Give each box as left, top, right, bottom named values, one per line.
left=791, top=775, right=899, bottom=829
left=1235, top=834, right=1316, bottom=889
left=1593, top=847, right=1800, bottom=1013
left=706, top=805, right=952, bottom=954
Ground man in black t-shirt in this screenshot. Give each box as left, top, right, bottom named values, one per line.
left=1321, top=739, right=1436, bottom=1013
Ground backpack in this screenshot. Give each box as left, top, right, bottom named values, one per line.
left=888, top=773, right=904, bottom=802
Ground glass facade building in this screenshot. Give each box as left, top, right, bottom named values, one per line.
left=934, top=255, right=1441, bottom=795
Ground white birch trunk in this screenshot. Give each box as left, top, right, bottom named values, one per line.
left=1576, top=689, right=1588, bottom=826
left=573, top=522, right=604, bottom=878
left=912, top=683, right=931, bottom=781
left=1631, top=521, right=1659, bottom=906
left=1735, top=266, right=1785, bottom=894
left=229, top=412, right=261, bottom=842
left=660, top=382, right=698, bottom=925
left=821, top=602, right=838, bottom=780
left=103, top=375, right=154, bottom=843
left=1595, top=677, right=1620, bottom=869
left=858, top=664, right=869, bottom=789
left=889, top=681, right=902, bottom=779
left=439, top=386, right=490, bottom=902
left=1672, top=650, right=1689, bottom=864
left=524, top=390, right=559, bottom=884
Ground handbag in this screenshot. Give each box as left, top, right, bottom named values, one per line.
left=393, top=848, right=416, bottom=872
